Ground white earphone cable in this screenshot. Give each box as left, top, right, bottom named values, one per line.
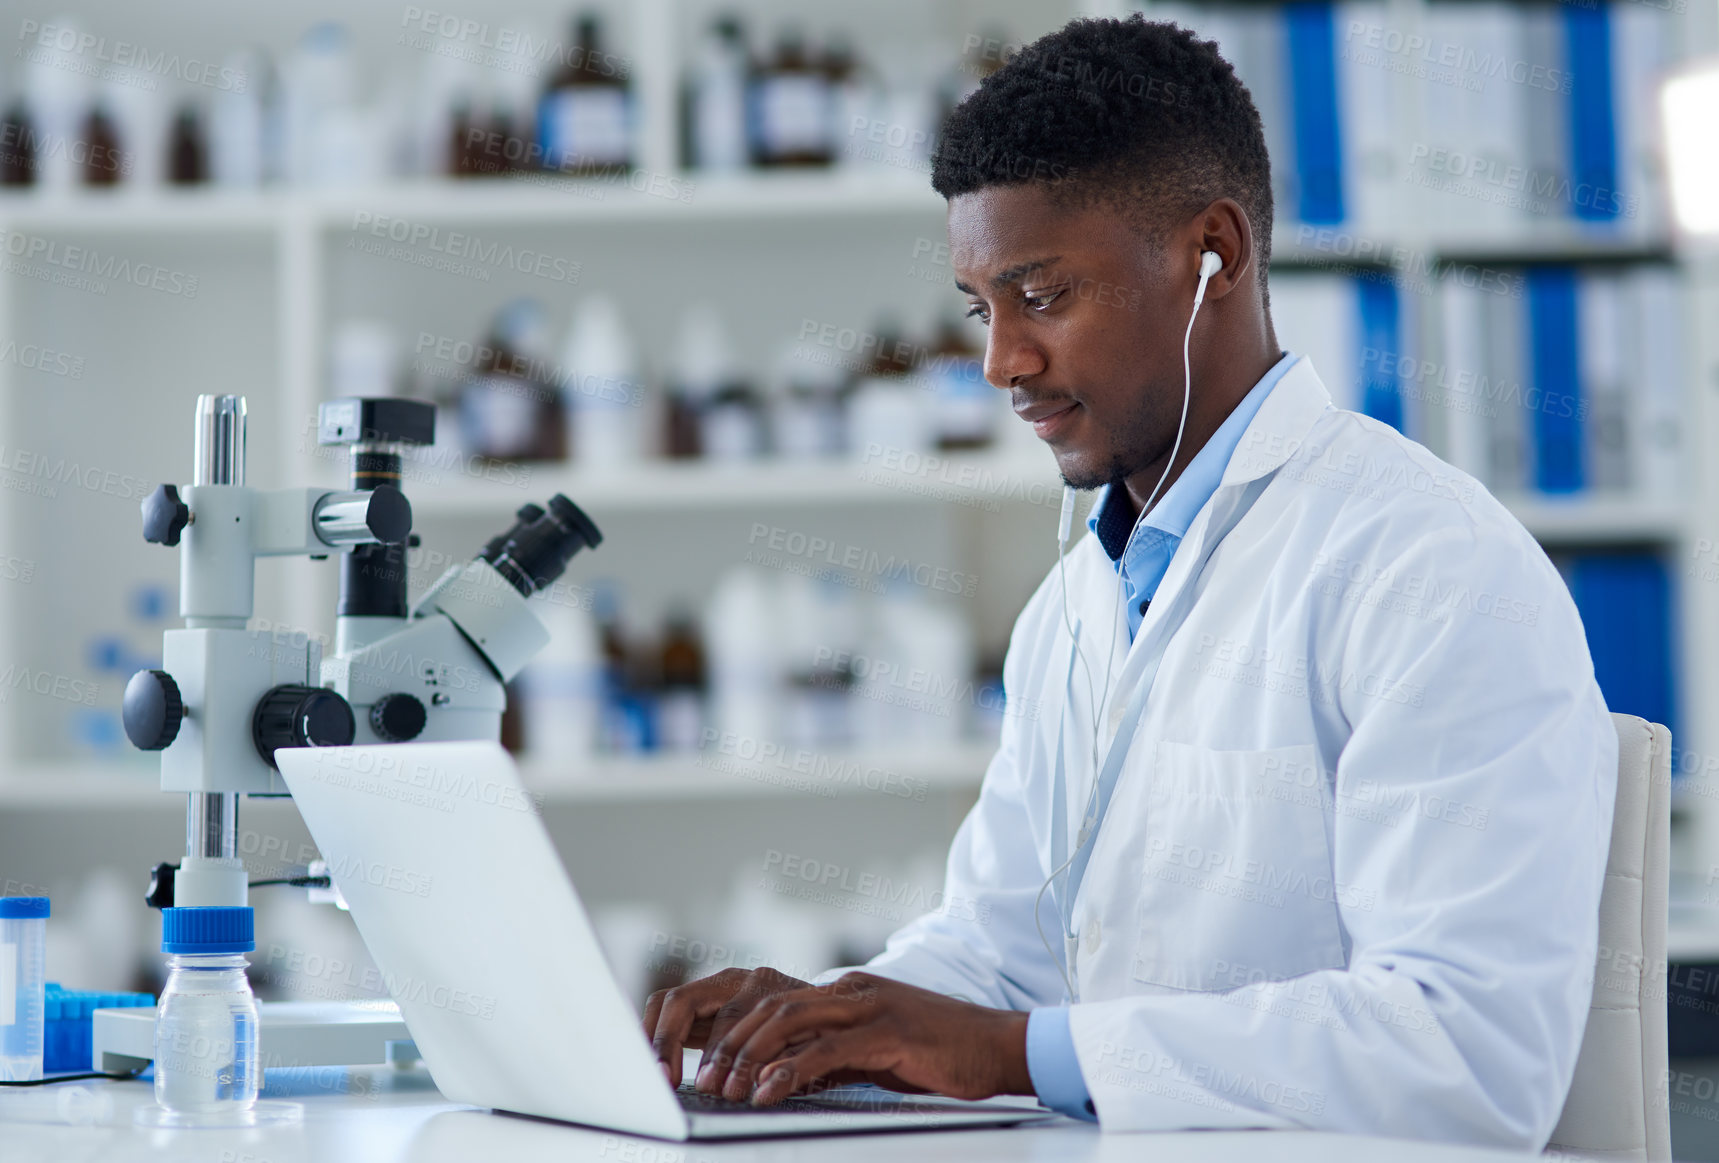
left=1035, top=252, right=1218, bottom=1000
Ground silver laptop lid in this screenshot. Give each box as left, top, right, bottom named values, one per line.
left=276, top=741, right=689, bottom=1140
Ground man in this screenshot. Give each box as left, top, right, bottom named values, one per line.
left=643, top=16, right=1616, bottom=1149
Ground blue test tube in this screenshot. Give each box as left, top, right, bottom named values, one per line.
left=0, top=897, right=49, bottom=1081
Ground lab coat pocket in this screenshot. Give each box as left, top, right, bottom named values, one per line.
left=1131, top=742, right=1345, bottom=992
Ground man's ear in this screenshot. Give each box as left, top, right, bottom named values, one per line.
left=1195, top=199, right=1255, bottom=302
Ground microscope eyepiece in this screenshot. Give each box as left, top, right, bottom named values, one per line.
left=488, top=495, right=602, bottom=598
left=479, top=503, right=546, bottom=566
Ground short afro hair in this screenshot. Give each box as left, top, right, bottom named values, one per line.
left=933, top=16, right=1273, bottom=284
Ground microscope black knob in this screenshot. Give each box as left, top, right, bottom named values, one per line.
left=142, top=484, right=191, bottom=546
left=145, top=862, right=178, bottom=910
left=252, top=684, right=356, bottom=767
left=370, top=693, right=427, bottom=742
left=123, top=669, right=184, bottom=750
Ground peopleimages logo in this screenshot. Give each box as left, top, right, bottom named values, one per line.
left=347, top=212, right=583, bottom=284
left=15, top=20, right=250, bottom=92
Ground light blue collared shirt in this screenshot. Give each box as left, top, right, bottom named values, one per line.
left=1085, top=351, right=1299, bottom=642
left=1025, top=351, right=1298, bottom=1122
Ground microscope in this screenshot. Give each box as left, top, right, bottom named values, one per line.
left=93, top=393, right=601, bottom=1071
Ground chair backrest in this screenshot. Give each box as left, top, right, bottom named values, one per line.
left=1547, top=714, right=1670, bottom=1161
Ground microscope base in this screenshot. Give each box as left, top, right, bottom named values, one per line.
left=92, top=1000, right=416, bottom=1074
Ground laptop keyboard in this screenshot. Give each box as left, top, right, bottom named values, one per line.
left=674, top=1083, right=909, bottom=1116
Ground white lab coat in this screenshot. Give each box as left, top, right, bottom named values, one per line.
left=853, top=358, right=1617, bottom=1149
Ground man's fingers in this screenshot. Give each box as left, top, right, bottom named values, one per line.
left=648, top=976, right=746, bottom=1089
left=752, top=1034, right=879, bottom=1106
left=641, top=990, right=667, bottom=1041
left=697, top=990, right=803, bottom=1096
left=713, top=995, right=865, bottom=1102
left=701, top=992, right=769, bottom=1072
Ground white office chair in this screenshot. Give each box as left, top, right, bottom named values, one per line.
left=1547, top=714, right=1671, bottom=1162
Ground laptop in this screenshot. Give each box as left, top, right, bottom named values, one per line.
left=275, top=741, right=1051, bottom=1141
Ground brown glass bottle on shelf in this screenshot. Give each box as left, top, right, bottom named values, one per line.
left=488, top=98, right=530, bottom=178
left=167, top=105, right=209, bottom=185
left=0, top=100, right=34, bottom=186
left=866, top=320, right=914, bottom=381
left=538, top=13, right=631, bottom=178
left=664, top=391, right=702, bottom=459
left=82, top=103, right=124, bottom=186
left=458, top=299, right=566, bottom=462
left=751, top=28, right=832, bottom=168
left=448, top=98, right=480, bottom=178
left=657, top=609, right=707, bottom=754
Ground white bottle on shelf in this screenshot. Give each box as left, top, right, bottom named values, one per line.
left=689, top=17, right=750, bottom=172
left=328, top=320, right=400, bottom=399
left=846, top=320, right=932, bottom=459
left=779, top=574, right=857, bottom=748
left=853, top=583, right=972, bottom=747
left=101, top=70, right=165, bottom=191
left=771, top=340, right=848, bottom=459
left=22, top=16, right=90, bottom=191
left=211, top=49, right=270, bottom=188
left=828, top=34, right=885, bottom=172
left=562, top=296, right=645, bottom=467
left=520, top=594, right=602, bottom=763
left=705, top=568, right=780, bottom=750
left=280, top=22, right=359, bottom=187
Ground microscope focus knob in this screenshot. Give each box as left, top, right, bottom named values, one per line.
left=252, top=684, right=356, bottom=767
left=142, top=484, right=191, bottom=547
left=370, top=693, right=427, bottom=742
left=123, top=669, right=184, bottom=750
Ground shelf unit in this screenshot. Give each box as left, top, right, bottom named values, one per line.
left=0, top=173, right=1706, bottom=730
left=0, top=169, right=1703, bottom=784
left=0, top=0, right=1713, bottom=948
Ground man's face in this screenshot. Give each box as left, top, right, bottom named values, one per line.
left=948, top=183, right=1193, bottom=490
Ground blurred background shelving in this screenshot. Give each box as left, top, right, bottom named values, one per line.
left=1, top=0, right=1717, bottom=1144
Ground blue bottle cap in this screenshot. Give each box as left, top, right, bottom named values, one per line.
left=161, top=906, right=254, bottom=954
left=0, top=896, right=49, bottom=919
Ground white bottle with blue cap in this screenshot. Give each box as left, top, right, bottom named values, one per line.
left=0, top=896, right=49, bottom=1080
left=152, top=906, right=259, bottom=1120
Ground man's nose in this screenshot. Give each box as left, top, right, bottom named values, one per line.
left=983, top=320, right=1046, bottom=388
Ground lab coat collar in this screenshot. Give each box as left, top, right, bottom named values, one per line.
left=1222, top=357, right=1336, bottom=487
left=1073, top=359, right=1334, bottom=721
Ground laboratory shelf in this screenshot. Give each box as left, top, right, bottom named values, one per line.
left=520, top=740, right=994, bottom=804
left=404, top=455, right=1683, bottom=542
left=309, top=171, right=944, bottom=229
left=0, top=177, right=1674, bottom=260
left=0, top=189, right=288, bottom=236
left=404, top=451, right=1062, bottom=517
left=1499, top=496, right=1688, bottom=545
left=0, top=743, right=995, bottom=810
left=0, top=172, right=945, bottom=237
left=1271, top=220, right=1674, bottom=268
left=0, top=763, right=166, bottom=810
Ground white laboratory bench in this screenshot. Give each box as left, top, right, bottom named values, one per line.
left=0, top=1065, right=1553, bottom=1163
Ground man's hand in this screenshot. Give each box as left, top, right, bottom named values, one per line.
left=643, top=967, right=812, bottom=1088
left=647, top=969, right=1032, bottom=1106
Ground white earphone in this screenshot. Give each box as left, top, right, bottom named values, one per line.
left=1038, top=249, right=1222, bottom=998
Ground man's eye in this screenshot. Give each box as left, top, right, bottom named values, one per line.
left=1024, top=289, right=1064, bottom=311
left=965, top=303, right=991, bottom=325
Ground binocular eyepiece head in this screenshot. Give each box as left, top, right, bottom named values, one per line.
left=482, top=495, right=603, bottom=598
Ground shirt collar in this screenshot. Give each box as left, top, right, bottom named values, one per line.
left=1088, top=351, right=1300, bottom=563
